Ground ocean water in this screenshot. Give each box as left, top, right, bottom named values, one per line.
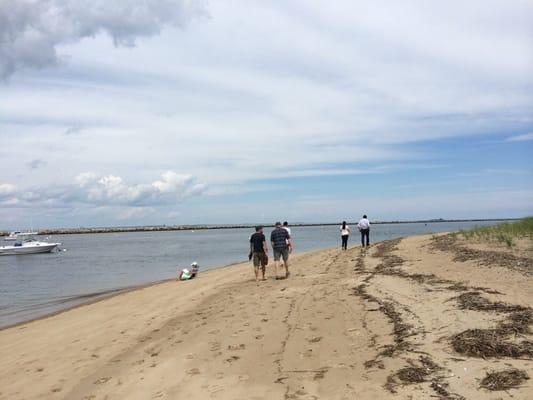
left=0, top=220, right=503, bottom=327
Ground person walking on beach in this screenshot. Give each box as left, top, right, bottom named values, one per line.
left=249, top=226, right=268, bottom=282
left=357, top=215, right=370, bottom=248
left=271, top=221, right=292, bottom=279
left=340, top=221, right=350, bottom=250
left=283, top=221, right=293, bottom=253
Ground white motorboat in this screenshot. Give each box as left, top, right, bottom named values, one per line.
left=0, top=235, right=61, bottom=255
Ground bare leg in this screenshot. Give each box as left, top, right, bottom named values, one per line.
left=284, top=260, right=289, bottom=278
left=261, top=266, right=266, bottom=280
left=254, top=266, right=260, bottom=282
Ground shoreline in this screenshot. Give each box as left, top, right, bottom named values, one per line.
left=0, top=258, right=254, bottom=332
left=0, top=218, right=517, bottom=236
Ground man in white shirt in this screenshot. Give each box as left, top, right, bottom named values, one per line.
left=283, top=221, right=293, bottom=252
left=357, top=215, right=371, bottom=248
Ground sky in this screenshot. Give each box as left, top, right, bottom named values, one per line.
left=0, top=0, right=532, bottom=229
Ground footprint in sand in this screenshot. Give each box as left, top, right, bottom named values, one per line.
left=303, top=349, right=314, bottom=358
left=208, top=329, right=220, bottom=334
left=215, top=372, right=224, bottom=380
left=209, top=342, right=221, bottom=352
left=186, top=368, right=200, bottom=376
left=93, top=377, right=112, bottom=385
left=227, top=344, right=245, bottom=351
left=225, top=355, right=240, bottom=363
left=307, top=336, right=323, bottom=343
left=313, top=367, right=328, bottom=380
left=208, top=384, right=225, bottom=394
left=255, top=335, right=264, bottom=340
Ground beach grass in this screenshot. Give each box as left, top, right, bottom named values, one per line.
left=460, top=217, right=533, bottom=247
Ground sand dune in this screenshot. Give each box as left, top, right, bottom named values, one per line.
left=1, top=234, right=531, bottom=399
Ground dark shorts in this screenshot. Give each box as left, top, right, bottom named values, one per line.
left=253, top=252, right=268, bottom=267
left=273, top=247, right=289, bottom=262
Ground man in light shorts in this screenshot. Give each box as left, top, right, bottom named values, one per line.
left=270, top=221, right=292, bottom=279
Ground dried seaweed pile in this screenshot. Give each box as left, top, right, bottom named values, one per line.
left=352, top=283, right=414, bottom=360
left=372, top=240, right=500, bottom=295
left=431, top=234, right=532, bottom=275
left=372, top=238, right=402, bottom=258
left=385, top=356, right=465, bottom=399
left=385, top=356, right=436, bottom=392
left=354, top=256, right=365, bottom=272
left=500, top=310, right=533, bottom=334
left=480, top=368, right=529, bottom=391
left=395, top=366, right=428, bottom=383
left=451, top=309, right=533, bottom=358
left=453, top=291, right=530, bottom=313
left=451, top=329, right=532, bottom=358
left=380, top=302, right=414, bottom=344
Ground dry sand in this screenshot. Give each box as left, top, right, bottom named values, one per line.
left=1, top=234, right=531, bottom=399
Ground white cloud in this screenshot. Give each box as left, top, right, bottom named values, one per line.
left=0, top=171, right=206, bottom=209
left=0, top=183, right=17, bottom=196
left=0, top=0, right=207, bottom=78
left=118, top=207, right=155, bottom=220
left=152, top=171, right=194, bottom=193
left=506, top=132, right=533, bottom=142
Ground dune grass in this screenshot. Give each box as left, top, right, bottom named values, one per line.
left=459, top=217, right=533, bottom=248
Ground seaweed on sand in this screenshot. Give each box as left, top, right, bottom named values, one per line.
left=372, top=238, right=402, bottom=258
left=431, top=233, right=532, bottom=275
left=480, top=368, right=530, bottom=391
left=498, top=310, right=533, bottom=335
left=450, top=328, right=533, bottom=358
left=452, top=292, right=530, bottom=313
left=396, top=366, right=429, bottom=383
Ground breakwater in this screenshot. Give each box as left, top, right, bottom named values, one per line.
left=0, top=218, right=516, bottom=236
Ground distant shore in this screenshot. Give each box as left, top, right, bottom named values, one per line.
left=0, top=218, right=517, bottom=236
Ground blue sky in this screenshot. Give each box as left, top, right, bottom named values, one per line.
left=0, top=0, right=532, bottom=229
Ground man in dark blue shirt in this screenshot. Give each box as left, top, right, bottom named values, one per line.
left=270, top=221, right=292, bottom=279
left=249, top=226, right=268, bottom=281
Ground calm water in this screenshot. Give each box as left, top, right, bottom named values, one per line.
left=0, top=220, right=503, bottom=327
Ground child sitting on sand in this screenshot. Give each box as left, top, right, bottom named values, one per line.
left=178, top=262, right=199, bottom=281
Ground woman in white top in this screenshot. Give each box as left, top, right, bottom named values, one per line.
left=340, top=221, right=350, bottom=250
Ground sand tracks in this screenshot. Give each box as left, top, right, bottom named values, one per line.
left=354, top=236, right=532, bottom=399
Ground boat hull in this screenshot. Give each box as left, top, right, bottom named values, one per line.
left=0, top=243, right=59, bottom=255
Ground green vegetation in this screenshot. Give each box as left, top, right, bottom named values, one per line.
left=460, top=217, right=533, bottom=247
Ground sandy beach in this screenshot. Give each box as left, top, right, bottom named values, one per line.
left=1, top=233, right=531, bottom=400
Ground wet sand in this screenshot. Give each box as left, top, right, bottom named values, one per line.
left=0, top=234, right=531, bottom=399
